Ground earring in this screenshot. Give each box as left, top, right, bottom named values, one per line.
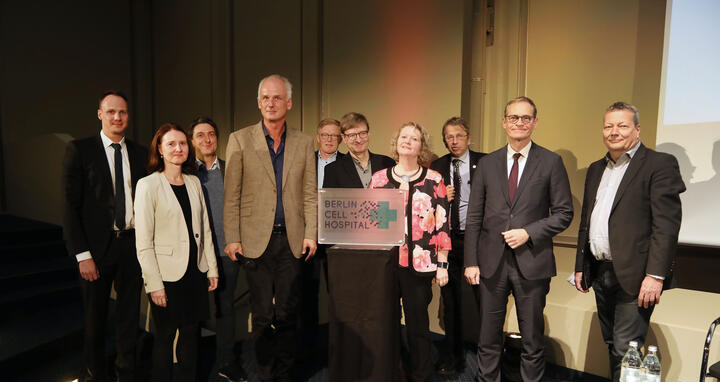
left=160, top=154, right=163, bottom=158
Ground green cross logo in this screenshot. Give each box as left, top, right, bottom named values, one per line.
left=369, top=201, right=397, bottom=229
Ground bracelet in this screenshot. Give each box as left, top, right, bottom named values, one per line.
left=437, top=261, right=449, bottom=269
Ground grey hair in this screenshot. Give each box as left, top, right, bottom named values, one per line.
left=257, top=74, right=293, bottom=100
left=605, top=101, right=640, bottom=126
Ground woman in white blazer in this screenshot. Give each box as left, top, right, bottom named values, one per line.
left=134, top=123, right=219, bottom=382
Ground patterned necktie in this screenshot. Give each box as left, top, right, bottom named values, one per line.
left=508, top=152, right=521, bottom=202
left=451, top=158, right=461, bottom=231
left=111, top=143, right=126, bottom=230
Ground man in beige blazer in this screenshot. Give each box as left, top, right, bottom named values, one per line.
left=224, top=74, right=317, bottom=382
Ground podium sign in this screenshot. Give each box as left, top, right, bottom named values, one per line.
left=318, top=188, right=406, bottom=246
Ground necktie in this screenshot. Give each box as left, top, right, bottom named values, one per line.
left=111, top=143, right=126, bottom=230
left=508, top=152, right=521, bottom=202
left=451, top=159, right=461, bottom=231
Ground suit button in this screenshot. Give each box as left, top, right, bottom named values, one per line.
left=195, top=233, right=199, bottom=238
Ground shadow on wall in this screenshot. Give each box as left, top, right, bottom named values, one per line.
left=554, top=149, right=588, bottom=243
left=8, top=133, right=74, bottom=226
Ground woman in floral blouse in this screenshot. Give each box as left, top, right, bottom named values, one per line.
left=369, top=122, right=451, bottom=381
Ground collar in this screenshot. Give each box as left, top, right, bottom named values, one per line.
left=507, top=141, right=532, bottom=160
left=100, top=130, right=125, bottom=148
left=318, top=150, right=338, bottom=161
left=196, top=157, right=219, bottom=170
left=452, top=149, right=470, bottom=164
left=262, top=120, right=286, bottom=139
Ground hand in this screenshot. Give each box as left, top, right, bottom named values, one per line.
left=574, top=272, right=588, bottom=293
left=224, top=242, right=243, bottom=261
left=638, top=275, right=663, bottom=308
left=465, top=266, right=480, bottom=285
left=446, top=185, right=455, bottom=202
left=208, top=277, right=218, bottom=291
left=434, top=268, right=449, bottom=287
left=150, top=289, right=167, bottom=307
left=78, top=258, right=100, bottom=282
left=501, top=229, right=529, bottom=249
left=302, top=239, right=317, bottom=261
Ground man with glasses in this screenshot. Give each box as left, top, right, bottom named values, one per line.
left=322, top=112, right=394, bottom=189
left=429, top=117, right=485, bottom=375
left=315, top=118, right=344, bottom=187
left=464, top=97, right=573, bottom=382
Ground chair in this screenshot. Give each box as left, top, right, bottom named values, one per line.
left=700, top=316, right=720, bottom=382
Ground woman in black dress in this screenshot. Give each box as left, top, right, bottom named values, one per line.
left=135, top=123, right=219, bottom=382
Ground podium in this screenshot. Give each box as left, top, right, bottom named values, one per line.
left=319, top=189, right=405, bottom=382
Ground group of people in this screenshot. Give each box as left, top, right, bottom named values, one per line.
left=63, top=72, right=685, bottom=382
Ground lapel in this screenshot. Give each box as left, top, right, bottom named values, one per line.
left=125, top=140, right=145, bottom=197
left=512, top=143, right=541, bottom=208
left=343, top=153, right=363, bottom=188
left=496, top=146, right=511, bottom=206
left=438, top=155, right=451, bottom=184
left=251, top=123, right=277, bottom=188
left=183, top=174, right=200, bottom=234
left=584, top=160, right=605, bottom=218
left=93, top=136, right=114, bottom=202
left=282, top=128, right=298, bottom=189
left=469, top=151, right=482, bottom=181
left=610, top=144, right=646, bottom=215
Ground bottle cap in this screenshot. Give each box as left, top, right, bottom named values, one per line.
left=648, top=345, right=658, bottom=352
left=629, top=340, right=638, bottom=347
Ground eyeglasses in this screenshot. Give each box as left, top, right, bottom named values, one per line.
left=343, top=130, right=369, bottom=140
left=505, top=115, right=534, bottom=124
left=319, top=133, right=341, bottom=141
left=445, top=134, right=468, bottom=142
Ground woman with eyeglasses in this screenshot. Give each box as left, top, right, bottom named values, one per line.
left=369, top=121, right=451, bottom=381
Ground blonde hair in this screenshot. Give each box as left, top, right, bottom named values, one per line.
left=390, top=122, right=433, bottom=165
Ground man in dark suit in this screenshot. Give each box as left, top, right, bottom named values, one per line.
left=574, top=102, right=685, bottom=382
left=191, top=117, right=247, bottom=382
left=429, top=117, right=485, bottom=375
left=63, top=90, right=147, bottom=382
left=464, top=97, right=573, bottom=382
left=322, top=112, right=394, bottom=189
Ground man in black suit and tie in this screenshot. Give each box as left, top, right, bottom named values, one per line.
left=464, top=97, right=573, bottom=382
left=63, top=91, right=147, bottom=382
left=430, top=117, right=485, bottom=375
left=574, top=102, right=685, bottom=382
left=322, top=112, right=394, bottom=189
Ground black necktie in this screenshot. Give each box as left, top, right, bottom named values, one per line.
left=451, top=159, right=461, bottom=231
left=508, top=153, right=521, bottom=202
left=111, top=143, right=126, bottom=230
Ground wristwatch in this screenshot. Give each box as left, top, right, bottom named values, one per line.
left=437, top=261, right=449, bottom=269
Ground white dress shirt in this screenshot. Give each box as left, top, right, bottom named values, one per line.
left=76, top=131, right=134, bottom=262
left=450, top=150, right=471, bottom=231
left=506, top=141, right=532, bottom=181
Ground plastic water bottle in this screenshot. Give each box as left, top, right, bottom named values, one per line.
left=643, top=345, right=661, bottom=382
left=620, top=341, right=643, bottom=382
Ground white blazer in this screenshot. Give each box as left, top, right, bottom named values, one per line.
left=134, top=171, right=219, bottom=293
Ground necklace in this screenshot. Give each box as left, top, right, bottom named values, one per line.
left=392, top=165, right=421, bottom=183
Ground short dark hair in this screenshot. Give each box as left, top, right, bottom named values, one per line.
left=189, top=116, right=218, bottom=137
left=340, top=112, right=370, bottom=134
left=147, top=123, right=197, bottom=174
left=504, top=96, right=537, bottom=118
left=98, top=90, right=129, bottom=109
left=441, top=117, right=470, bottom=137
left=605, top=101, right=640, bottom=126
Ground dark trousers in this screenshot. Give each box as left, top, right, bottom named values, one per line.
left=477, top=249, right=549, bottom=382
left=593, top=261, right=654, bottom=382
left=149, top=305, right=200, bottom=382
left=81, top=233, right=142, bottom=382
left=244, top=231, right=302, bottom=381
left=439, top=232, right=477, bottom=362
left=299, top=244, right=326, bottom=358
left=215, top=256, right=241, bottom=365
left=398, top=267, right=434, bottom=382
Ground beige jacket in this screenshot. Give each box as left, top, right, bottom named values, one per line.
left=134, top=171, right=219, bottom=293
left=223, top=122, right=317, bottom=259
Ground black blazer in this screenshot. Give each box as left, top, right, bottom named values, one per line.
left=322, top=151, right=394, bottom=188
left=575, top=144, right=685, bottom=295
left=464, top=142, right=573, bottom=280
left=429, top=150, right=485, bottom=189
left=315, top=150, right=344, bottom=185
left=63, top=135, right=148, bottom=262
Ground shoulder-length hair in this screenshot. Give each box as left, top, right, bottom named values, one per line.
left=390, top=121, right=434, bottom=166
left=147, top=123, right=197, bottom=174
